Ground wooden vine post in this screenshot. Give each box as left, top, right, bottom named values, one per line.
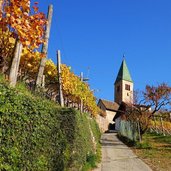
left=35, top=4, right=53, bottom=89
left=160, top=117, right=165, bottom=136
left=57, top=50, right=64, bottom=107
left=80, top=72, right=89, bottom=113
left=80, top=72, right=84, bottom=113
left=153, top=116, right=158, bottom=134
left=0, top=0, right=3, bottom=14
left=9, top=40, right=23, bottom=87
left=137, top=118, right=142, bottom=142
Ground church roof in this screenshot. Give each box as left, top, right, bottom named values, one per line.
left=98, top=99, right=119, bottom=112
left=115, top=59, right=133, bottom=84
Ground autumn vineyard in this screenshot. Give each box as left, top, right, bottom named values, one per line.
left=0, top=0, right=99, bottom=116
left=0, top=1, right=102, bottom=170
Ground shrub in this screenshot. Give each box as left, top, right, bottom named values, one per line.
left=0, top=82, right=101, bottom=171
left=135, top=141, right=152, bottom=149
left=117, top=133, right=136, bottom=147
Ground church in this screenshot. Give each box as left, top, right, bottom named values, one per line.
left=97, top=58, right=134, bottom=132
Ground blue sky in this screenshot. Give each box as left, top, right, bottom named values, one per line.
left=37, top=0, right=171, bottom=101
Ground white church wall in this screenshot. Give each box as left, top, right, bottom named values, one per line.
left=106, top=110, right=116, bottom=125
left=96, top=110, right=116, bottom=132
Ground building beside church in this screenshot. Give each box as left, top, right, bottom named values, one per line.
left=97, top=58, right=134, bottom=132
left=97, top=99, right=119, bottom=132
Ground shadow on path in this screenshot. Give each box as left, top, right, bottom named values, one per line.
left=93, top=133, right=152, bottom=171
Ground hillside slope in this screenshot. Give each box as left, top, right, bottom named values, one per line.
left=0, top=81, right=101, bottom=171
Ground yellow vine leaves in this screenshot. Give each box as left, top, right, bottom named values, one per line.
left=0, top=0, right=46, bottom=50
left=0, top=28, right=15, bottom=68
left=61, top=64, right=99, bottom=116
left=19, top=52, right=99, bottom=116
left=0, top=1, right=99, bottom=116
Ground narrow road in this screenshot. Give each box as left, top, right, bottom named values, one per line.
left=94, top=133, right=152, bottom=171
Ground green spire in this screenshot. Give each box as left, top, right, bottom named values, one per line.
left=115, top=59, right=133, bottom=84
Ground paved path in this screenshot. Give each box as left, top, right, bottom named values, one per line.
left=94, top=133, right=152, bottom=171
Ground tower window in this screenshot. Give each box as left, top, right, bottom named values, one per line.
left=125, top=84, right=130, bottom=91
left=117, top=85, right=120, bottom=92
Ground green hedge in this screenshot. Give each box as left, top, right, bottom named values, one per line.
left=0, top=82, right=101, bottom=171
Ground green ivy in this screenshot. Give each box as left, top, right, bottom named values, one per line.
left=0, top=82, right=101, bottom=171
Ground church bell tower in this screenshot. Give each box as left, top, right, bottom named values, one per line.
left=114, top=58, right=133, bottom=104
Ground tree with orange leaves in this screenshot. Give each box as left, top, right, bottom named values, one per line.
left=0, top=0, right=46, bottom=48
left=126, top=83, right=171, bottom=140
left=0, top=0, right=46, bottom=86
